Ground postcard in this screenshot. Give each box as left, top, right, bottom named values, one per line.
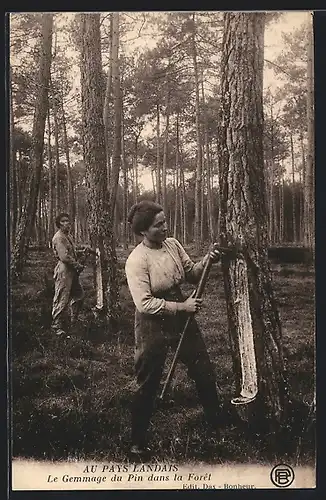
left=8, top=10, right=316, bottom=492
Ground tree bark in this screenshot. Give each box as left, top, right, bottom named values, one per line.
left=162, top=89, right=170, bottom=214
left=80, top=13, right=108, bottom=317
left=220, top=12, right=286, bottom=423
left=201, top=72, right=215, bottom=243
left=133, top=133, right=140, bottom=203
left=47, top=107, right=54, bottom=244
left=41, top=194, right=48, bottom=244
left=11, top=14, right=53, bottom=277
left=179, top=130, right=187, bottom=245
left=10, top=72, right=17, bottom=249
left=173, top=116, right=179, bottom=239
left=106, top=11, right=122, bottom=324
left=299, top=131, right=306, bottom=243
left=61, top=93, right=75, bottom=222
left=290, top=133, right=297, bottom=243
left=156, top=103, right=161, bottom=204
left=180, top=164, right=187, bottom=245
left=52, top=82, right=61, bottom=217
left=279, top=161, right=284, bottom=244
left=208, top=142, right=215, bottom=242
left=192, top=13, right=203, bottom=252
left=304, top=16, right=314, bottom=250
left=36, top=176, right=43, bottom=245
left=270, top=102, right=280, bottom=244
left=16, top=151, right=23, bottom=219
left=103, top=12, right=113, bottom=187
left=200, top=145, right=205, bottom=241
left=121, top=103, right=128, bottom=249
left=268, top=102, right=275, bottom=245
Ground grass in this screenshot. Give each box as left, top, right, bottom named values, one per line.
left=10, top=246, right=315, bottom=465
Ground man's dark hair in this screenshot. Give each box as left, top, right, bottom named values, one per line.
left=55, top=212, right=70, bottom=229
left=127, top=200, right=163, bottom=236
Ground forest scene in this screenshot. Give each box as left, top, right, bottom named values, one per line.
left=9, top=11, right=315, bottom=471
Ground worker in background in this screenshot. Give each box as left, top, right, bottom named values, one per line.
left=51, top=212, right=86, bottom=337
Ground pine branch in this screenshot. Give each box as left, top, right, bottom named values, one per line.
left=265, top=58, right=305, bottom=83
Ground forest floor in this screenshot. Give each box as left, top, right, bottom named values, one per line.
left=10, top=245, right=315, bottom=465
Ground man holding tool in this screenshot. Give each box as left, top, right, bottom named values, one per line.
left=51, top=212, right=95, bottom=337
left=125, top=200, right=222, bottom=457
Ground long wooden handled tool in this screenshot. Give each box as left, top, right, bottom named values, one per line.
left=158, top=253, right=215, bottom=402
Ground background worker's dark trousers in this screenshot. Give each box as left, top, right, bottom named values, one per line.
left=131, top=291, right=221, bottom=447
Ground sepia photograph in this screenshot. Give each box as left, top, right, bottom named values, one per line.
left=8, top=10, right=315, bottom=491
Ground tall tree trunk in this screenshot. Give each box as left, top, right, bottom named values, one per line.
left=199, top=56, right=206, bottom=243
left=103, top=12, right=113, bottom=187
left=173, top=170, right=179, bottom=239
left=10, top=72, right=17, bottom=249
left=169, top=209, right=173, bottom=231
left=279, top=161, right=284, bottom=244
left=61, top=93, right=75, bottom=222
left=52, top=84, right=60, bottom=217
left=75, top=192, right=80, bottom=242
left=151, top=169, right=156, bottom=198
left=106, top=11, right=122, bottom=324
left=41, top=195, right=48, bottom=244
left=80, top=13, right=108, bottom=319
left=205, top=170, right=211, bottom=243
left=180, top=166, right=187, bottom=245
left=298, top=167, right=302, bottom=243
left=16, top=151, right=23, bottom=219
left=162, top=90, right=170, bottom=214
left=268, top=161, right=274, bottom=245
left=133, top=133, right=140, bottom=203
left=268, top=103, right=274, bottom=244
left=173, top=116, right=179, bottom=239
left=11, top=14, right=53, bottom=278
left=47, top=107, right=54, bottom=244
left=215, top=137, right=222, bottom=237
left=209, top=143, right=216, bottom=241
left=304, top=16, right=314, bottom=251
left=200, top=146, right=205, bottom=241
left=220, top=12, right=286, bottom=423
left=179, top=133, right=187, bottom=245
left=180, top=165, right=187, bottom=245
left=299, top=131, right=306, bottom=243
left=121, top=104, right=128, bottom=250
left=192, top=13, right=203, bottom=252
left=269, top=101, right=279, bottom=245
left=201, top=69, right=212, bottom=242
left=290, top=133, right=297, bottom=243
left=180, top=181, right=185, bottom=244
left=114, top=202, right=119, bottom=243
left=273, top=184, right=279, bottom=244
left=35, top=180, right=43, bottom=246
left=156, top=103, right=161, bottom=204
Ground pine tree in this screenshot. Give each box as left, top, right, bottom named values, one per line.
left=11, top=14, right=53, bottom=277
left=219, top=12, right=286, bottom=423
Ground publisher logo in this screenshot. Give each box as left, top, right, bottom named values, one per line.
left=270, top=464, right=295, bottom=488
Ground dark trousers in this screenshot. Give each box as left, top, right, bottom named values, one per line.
left=131, top=287, right=221, bottom=447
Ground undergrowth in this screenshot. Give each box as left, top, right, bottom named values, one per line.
left=10, top=247, right=315, bottom=465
